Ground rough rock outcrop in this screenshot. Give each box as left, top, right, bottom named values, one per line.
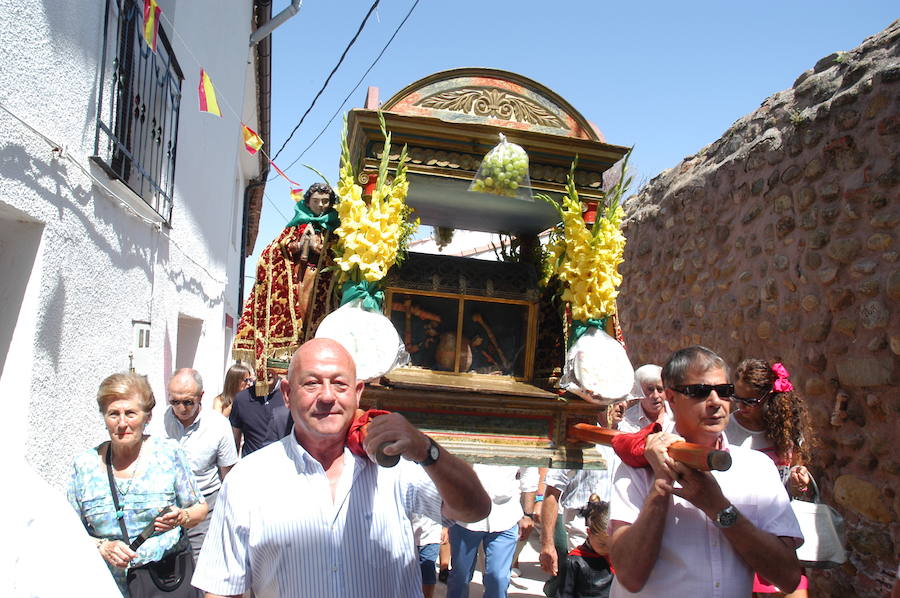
left=619, top=19, right=900, bottom=596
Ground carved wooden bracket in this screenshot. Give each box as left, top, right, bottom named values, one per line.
left=416, top=87, right=565, bottom=129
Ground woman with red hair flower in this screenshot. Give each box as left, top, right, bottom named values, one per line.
left=727, top=359, right=816, bottom=598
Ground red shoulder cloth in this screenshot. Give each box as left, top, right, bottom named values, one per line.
left=345, top=409, right=391, bottom=457
left=610, top=422, right=661, bottom=468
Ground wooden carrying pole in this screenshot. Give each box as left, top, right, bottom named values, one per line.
left=568, top=423, right=732, bottom=472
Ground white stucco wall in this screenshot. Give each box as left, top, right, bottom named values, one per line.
left=0, top=0, right=259, bottom=488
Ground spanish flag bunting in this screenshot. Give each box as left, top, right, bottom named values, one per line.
left=143, top=0, right=161, bottom=52
left=242, top=125, right=264, bottom=155
left=291, top=188, right=304, bottom=202
left=198, top=69, right=221, bottom=117
left=270, top=160, right=301, bottom=186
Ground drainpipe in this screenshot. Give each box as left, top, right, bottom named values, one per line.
left=250, top=0, right=302, bottom=46
left=238, top=178, right=267, bottom=311
left=238, top=0, right=274, bottom=312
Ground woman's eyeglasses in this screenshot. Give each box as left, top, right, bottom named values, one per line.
left=670, top=384, right=735, bottom=399
left=243, top=377, right=256, bottom=384
left=733, top=389, right=772, bottom=406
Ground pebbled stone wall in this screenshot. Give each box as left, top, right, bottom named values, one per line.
left=618, top=20, right=899, bottom=596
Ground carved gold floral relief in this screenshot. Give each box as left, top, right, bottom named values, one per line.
left=416, top=87, right=565, bottom=128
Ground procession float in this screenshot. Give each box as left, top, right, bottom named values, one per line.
left=233, top=68, right=636, bottom=468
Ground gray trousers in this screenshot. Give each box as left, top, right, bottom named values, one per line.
left=187, top=489, right=218, bottom=561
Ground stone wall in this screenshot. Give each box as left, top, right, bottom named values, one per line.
left=618, top=20, right=899, bottom=596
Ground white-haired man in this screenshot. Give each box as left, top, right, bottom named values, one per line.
left=161, top=368, right=238, bottom=559
left=618, top=364, right=673, bottom=433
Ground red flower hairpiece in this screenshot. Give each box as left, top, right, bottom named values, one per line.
left=772, top=362, right=793, bottom=393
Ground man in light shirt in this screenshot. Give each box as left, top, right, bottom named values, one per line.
left=447, top=465, right=537, bottom=598
left=192, top=338, right=490, bottom=598
left=618, top=364, right=674, bottom=433
left=609, top=345, right=803, bottom=597
left=539, top=444, right=619, bottom=577
left=161, top=368, right=238, bottom=559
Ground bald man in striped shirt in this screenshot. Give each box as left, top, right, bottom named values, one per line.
left=193, top=338, right=490, bottom=598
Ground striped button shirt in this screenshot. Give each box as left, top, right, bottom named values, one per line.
left=191, top=433, right=442, bottom=598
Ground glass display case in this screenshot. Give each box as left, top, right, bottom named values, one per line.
left=383, top=252, right=539, bottom=381
left=387, top=290, right=533, bottom=378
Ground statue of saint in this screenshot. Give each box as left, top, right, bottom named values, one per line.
left=232, top=183, right=339, bottom=392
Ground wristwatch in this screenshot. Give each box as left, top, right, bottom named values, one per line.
left=416, top=437, right=440, bottom=467
left=713, top=504, right=739, bottom=528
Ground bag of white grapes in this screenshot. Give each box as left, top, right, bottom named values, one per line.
left=469, top=133, right=533, bottom=201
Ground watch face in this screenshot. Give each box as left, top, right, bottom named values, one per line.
left=429, top=442, right=440, bottom=461
left=717, top=505, right=738, bottom=528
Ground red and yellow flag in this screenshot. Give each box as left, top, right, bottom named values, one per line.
left=242, top=125, right=263, bottom=155
left=198, top=69, right=221, bottom=117
left=291, top=188, right=304, bottom=202
left=143, top=0, right=161, bottom=52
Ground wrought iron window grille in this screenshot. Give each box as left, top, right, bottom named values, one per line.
left=93, top=0, right=183, bottom=224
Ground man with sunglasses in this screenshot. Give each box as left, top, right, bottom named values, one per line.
left=608, top=346, right=803, bottom=597
left=161, top=368, right=239, bottom=559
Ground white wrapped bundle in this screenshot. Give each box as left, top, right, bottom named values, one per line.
left=314, top=301, right=409, bottom=382
left=560, top=326, right=634, bottom=405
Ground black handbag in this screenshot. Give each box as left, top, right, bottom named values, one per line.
left=106, top=445, right=200, bottom=597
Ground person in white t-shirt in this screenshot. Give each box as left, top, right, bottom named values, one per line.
left=3, top=460, right=122, bottom=598
left=608, top=345, right=803, bottom=598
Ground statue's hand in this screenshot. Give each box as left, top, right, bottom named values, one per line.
left=310, top=233, right=324, bottom=253
left=284, top=241, right=303, bottom=259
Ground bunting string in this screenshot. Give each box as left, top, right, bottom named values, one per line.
left=148, top=1, right=413, bottom=215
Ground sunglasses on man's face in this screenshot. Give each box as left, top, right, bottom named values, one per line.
left=169, top=399, right=197, bottom=408
left=670, top=384, right=735, bottom=399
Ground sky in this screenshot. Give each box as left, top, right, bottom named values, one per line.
left=246, top=1, right=897, bottom=291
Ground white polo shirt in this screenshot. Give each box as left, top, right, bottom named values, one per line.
left=617, top=402, right=675, bottom=433
left=609, top=436, right=803, bottom=598
left=455, top=465, right=538, bottom=533
left=162, top=408, right=239, bottom=497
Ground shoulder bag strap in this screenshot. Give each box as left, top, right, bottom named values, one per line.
left=105, top=443, right=131, bottom=543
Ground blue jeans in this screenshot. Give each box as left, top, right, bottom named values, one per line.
left=447, top=522, right=518, bottom=598
left=418, top=542, right=440, bottom=585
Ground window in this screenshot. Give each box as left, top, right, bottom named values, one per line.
left=131, top=320, right=151, bottom=374
left=93, top=0, right=183, bottom=223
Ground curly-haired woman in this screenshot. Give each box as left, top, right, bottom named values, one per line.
left=727, top=359, right=814, bottom=598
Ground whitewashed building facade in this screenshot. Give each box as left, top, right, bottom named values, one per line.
left=0, top=0, right=272, bottom=487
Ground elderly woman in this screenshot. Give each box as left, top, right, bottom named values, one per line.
left=67, top=372, right=208, bottom=596
left=618, top=364, right=673, bottom=433
left=212, top=363, right=253, bottom=417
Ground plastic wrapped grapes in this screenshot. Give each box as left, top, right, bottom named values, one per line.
left=469, top=133, right=533, bottom=201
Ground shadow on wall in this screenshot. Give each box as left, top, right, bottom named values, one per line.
left=33, top=0, right=103, bottom=152
left=0, top=143, right=155, bottom=274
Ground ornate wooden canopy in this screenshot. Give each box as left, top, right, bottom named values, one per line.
left=346, top=68, right=630, bottom=235
left=340, top=69, right=629, bottom=468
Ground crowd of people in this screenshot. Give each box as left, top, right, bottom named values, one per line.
left=12, top=338, right=852, bottom=598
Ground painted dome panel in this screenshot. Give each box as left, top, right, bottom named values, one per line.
left=383, top=69, right=599, bottom=141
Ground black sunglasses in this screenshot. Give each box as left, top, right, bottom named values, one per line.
left=671, top=384, right=735, bottom=399
left=169, top=399, right=197, bottom=407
